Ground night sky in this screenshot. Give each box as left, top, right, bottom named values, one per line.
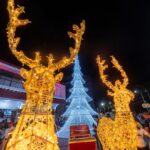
left=0, top=0, right=150, bottom=105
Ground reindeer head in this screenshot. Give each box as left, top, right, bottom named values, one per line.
left=96, top=55, right=135, bottom=111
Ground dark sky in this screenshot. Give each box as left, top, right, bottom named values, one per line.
left=0, top=0, right=150, bottom=105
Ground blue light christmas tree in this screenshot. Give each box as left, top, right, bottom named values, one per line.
left=57, top=55, right=98, bottom=138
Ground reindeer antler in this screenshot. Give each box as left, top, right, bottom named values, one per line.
left=53, top=20, right=85, bottom=71
left=96, top=55, right=115, bottom=92
left=7, top=0, right=41, bottom=68
left=7, top=0, right=85, bottom=69
left=111, top=56, right=129, bottom=88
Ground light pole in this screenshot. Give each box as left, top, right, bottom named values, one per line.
left=100, top=102, right=105, bottom=112
left=134, top=89, right=146, bottom=103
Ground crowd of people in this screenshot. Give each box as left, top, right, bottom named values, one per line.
left=0, top=108, right=150, bottom=149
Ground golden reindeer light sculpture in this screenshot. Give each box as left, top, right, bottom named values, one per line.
left=6, top=0, right=85, bottom=149
left=96, top=55, right=137, bottom=150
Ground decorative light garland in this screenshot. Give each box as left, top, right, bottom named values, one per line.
left=6, top=0, right=85, bottom=149
left=96, top=55, right=137, bottom=150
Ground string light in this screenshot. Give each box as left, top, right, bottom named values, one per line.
left=96, top=55, right=137, bottom=150
left=6, top=0, right=85, bottom=149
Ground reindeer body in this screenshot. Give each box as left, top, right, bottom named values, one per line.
left=6, top=66, right=62, bottom=150
left=6, top=0, right=85, bottom=149
left=97, top=56, right=137, bottom=150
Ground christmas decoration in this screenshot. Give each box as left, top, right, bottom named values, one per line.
left=57, top=56, right=98, bottom=138
left=96, top=55, right=137, bottom=150
left=6, top=0, right=85, bottom=149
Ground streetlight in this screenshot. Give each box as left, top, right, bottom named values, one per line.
left=108, top=101, right=112, bottom=111
left=108, top=101, right=112, bottom=105
left=100, top=102, right=105, bottom=112
left=101, top=102, right=105, bottom=106
left=134, top=89, right=146, bottom=102
left=134, top=89, right=138, bottom=94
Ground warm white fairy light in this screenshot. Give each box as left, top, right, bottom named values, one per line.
left=96, top=55, right=137, bottom=150
left=6, top=0, right=85, bottom=149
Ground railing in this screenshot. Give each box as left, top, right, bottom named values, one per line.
left=0, top=75, right=24, bottom=93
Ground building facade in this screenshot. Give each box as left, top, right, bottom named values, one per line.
left=0, top=59, right=66, bottom=117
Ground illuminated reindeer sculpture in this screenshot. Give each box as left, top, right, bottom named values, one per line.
left=6, top=0, right=85, bottom=149
left=96, top=55, right=137, bottom=150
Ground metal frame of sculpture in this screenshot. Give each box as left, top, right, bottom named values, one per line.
left=6, top=0, right=85, bottom=149
left=96, top=55, right=137, bottom=150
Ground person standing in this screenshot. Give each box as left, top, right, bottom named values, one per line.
left=137, top=121, right=150, bottom=150
left=1, top=123, right=14, bottom=150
